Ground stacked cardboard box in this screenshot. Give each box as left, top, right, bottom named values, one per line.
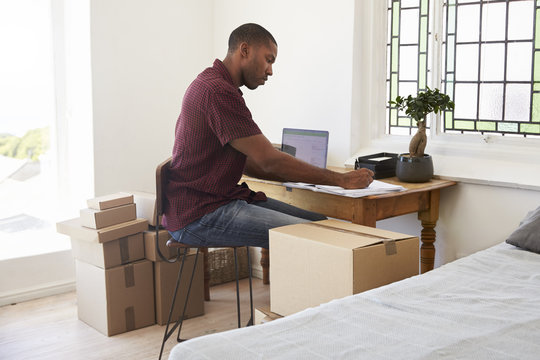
left=269, top=220, right=419, bottom=316
left=131, top=190, right=205, bottom=325
left=144, top=228, right=205, bottom=325
left=57, top=193, right=154, bottom=336
left=58, top=192, right=206, bottom=334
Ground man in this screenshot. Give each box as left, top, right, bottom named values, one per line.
left=163, top=23, right=373, bottom=249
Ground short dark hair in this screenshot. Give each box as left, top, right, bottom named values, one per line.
left=227, top=23, right=277, bottom=53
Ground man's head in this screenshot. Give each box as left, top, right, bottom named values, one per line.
left=227, top=23, right=277, bottom=54
left=224, top=23, right=278, bottom=90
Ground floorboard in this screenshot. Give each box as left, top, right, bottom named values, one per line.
left=0, top=278, right=269, bottom=360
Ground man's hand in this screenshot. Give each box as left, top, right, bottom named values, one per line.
left=337, top=168, right=374, bottom=189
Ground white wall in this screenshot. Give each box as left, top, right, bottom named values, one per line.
left=213, top=0, right=355, bottom=166
left=91, top=0, right=214, bottom=195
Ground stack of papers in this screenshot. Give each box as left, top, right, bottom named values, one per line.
left=282, top=180, right=405, bottom=198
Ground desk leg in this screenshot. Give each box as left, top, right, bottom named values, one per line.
left=418, top=189, right=440, bottom=274
left=261, top=248, right=269, bottom=284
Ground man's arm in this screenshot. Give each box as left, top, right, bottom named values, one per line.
left=230, top=134, right=373, bottom=189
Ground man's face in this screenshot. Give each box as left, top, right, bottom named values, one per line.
left=242, top=42, right=277, bottom=90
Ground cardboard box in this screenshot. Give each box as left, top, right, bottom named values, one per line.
left=71, top=232, right=145, bottom=269
left=254, top=306, right=283, bottom=325
left=57, top=217, right=148, bottom=243
left=154, top=253, right=205, bottom=325
left=75, top=259, right=155, bottom=336
left=129, top=191, right=160, bottom=226
left=80, top=203, right=137, bottom=229
left=270, top=219, right=419, bottom=316
left=144, top=229, right=177, bottom=262
left=87, top=192, right=134, bottom=210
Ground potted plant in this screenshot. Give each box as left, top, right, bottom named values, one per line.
left=389, top=87, right=454, bottom=183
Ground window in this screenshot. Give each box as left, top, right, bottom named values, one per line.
left=387, top=0, right=540, bottom=138
left=0, top=0, right=93, bottom=260
left=387, top=0, right=433, bottom=135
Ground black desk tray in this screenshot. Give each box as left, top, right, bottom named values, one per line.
left=354, top=152, right=398, bottom=179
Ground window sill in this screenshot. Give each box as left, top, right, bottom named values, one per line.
left=346, top=135, right=540, bottom=191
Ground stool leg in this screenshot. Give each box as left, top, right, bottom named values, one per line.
left=233, top=247, right=241, bottom=328
left=176, top=248, right=201, bottom=342
left=246, top=247, right=254, bottom=326
left=159, top=247, right=190, bottom=360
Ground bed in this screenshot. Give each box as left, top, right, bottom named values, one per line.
left=169, top=208, right=540, bottom=360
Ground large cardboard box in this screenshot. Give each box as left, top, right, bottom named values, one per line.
left=75, top=259, right=155, bottom=336
left=129, top=191, right=160, bottom=226
left=87, top=192, right=134, bottom=210
left=270, top=220, right=419, bottom=316
left=144, top=229, right=177, bottom=262
left=71, top=232, right=144, bottom=269
left=154, top=253, right=205, bottom=325
left=57, top=217, right=148, bottom=243
left=80, top=203, right=137, bottom=229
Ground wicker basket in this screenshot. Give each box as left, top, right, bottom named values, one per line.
left=208, top=247, right=249, bottom=286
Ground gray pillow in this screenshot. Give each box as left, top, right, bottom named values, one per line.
left=506, top=206, right=540, bottom=254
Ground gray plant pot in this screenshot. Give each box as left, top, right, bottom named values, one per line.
left=395, top=153, right=433, bottom=183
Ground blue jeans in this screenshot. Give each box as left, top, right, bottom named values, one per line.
left=169, top=198, right=327, bottom=249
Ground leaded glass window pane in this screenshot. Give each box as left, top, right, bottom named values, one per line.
left=481, top=3, right=506, bottom=42
left=455, top=44, right=479, bottom=81
left=508, top=1, right=534, bottom=40
left=479, top=84, right=503, bottom=120
left=505, top=84, right=531, bottom=121
left=453, top=83, right=478, bottom=119
left=480, top=43, right=505, bottom=81
left=506, top=43, right=532, bottom=82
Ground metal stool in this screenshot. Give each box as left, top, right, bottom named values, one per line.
left=155, top=157, right=254, bottom=360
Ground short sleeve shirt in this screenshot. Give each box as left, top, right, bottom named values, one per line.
left=163, top=59, right=267, bottom=231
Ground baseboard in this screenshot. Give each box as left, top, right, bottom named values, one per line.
left=0, top=279, right=76, bottom=307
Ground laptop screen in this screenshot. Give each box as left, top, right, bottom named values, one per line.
left=281, top=128, right=329, bottom=168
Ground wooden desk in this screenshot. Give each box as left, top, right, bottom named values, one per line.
left=242, top=175, right=456, bottom=283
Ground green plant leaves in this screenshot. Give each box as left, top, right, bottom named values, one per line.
left=388, top=87, right=454, bottom=122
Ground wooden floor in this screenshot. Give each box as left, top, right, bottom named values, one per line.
left=0, top=278, right=269, bottom=360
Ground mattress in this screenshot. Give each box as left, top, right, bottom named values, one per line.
left=169, top=243, right=540, bottom=359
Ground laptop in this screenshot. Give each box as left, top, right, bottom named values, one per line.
left=281, top=128, right=329, bottom=168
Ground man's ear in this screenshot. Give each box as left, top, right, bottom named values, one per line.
left=239, top=42, right=249, bottom=58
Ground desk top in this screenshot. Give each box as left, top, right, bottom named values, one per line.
left=242, top=169, right=457, bottom=200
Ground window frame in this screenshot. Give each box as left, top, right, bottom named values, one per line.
left=351, top=0, right=540, bottom=189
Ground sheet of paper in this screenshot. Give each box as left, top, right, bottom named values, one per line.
left=282, top=180, right=405, bottom=198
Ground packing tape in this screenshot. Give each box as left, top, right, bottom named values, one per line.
left=119, top=236, right=129, bottom=264
left=383, top=240, right=397, bottom=255
left=124, top=264, right=135, bottom=288
left=125, top=306, right=135, bottom=331
left=307, top=222, right=391, bottom=241
left=308, top=222, right=398, bottom=256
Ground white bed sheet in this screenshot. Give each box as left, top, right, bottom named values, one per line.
left=169, top=243, right=540, bottom=359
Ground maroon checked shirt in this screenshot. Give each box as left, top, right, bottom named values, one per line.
left=163, top=59, right=267, bottom=231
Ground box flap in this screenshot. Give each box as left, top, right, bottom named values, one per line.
left=57, top=217, right=148, bottom=243
left=270, top=219, right=414, bottom=250
left=87, top=192, right=134, bottom=210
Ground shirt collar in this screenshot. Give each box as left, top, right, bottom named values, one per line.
left=213, top=59, right=243, bottom=95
